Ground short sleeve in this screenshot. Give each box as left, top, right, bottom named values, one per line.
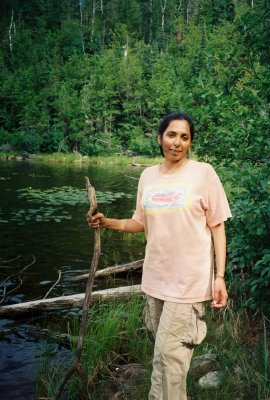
left=205, top=164, right=232, bottom=227
left=132, top=173, right=145, bottom=228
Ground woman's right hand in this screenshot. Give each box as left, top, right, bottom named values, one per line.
left=86, top=211, right=107, bottom=229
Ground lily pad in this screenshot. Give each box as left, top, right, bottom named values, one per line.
left=10, top=206, right=73, bottom=223
left=17, top=186, right=132, bottom=206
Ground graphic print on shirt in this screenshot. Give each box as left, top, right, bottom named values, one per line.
left=142, top=184, right=190, bottom=213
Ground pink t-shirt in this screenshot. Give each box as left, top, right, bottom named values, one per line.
left=132, top=160, right=232, bottom=303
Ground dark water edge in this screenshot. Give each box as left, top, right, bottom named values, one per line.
left=0, top=318, right=70, bottom=400
left=0, top=159, right=145, bottom=400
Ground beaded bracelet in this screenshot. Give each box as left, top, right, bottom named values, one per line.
left=123, top=219, right=127, bottom=232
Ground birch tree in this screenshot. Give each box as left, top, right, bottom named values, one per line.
left=90, top=0, right=96, bottom=44
left=8, top=9, right=16, bottom=54
left=79, top=0, right=85, bottom=54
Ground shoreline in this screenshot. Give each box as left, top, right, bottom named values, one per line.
left=0, top=151, right=161, bottom=166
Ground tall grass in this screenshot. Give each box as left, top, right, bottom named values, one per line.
left=37, top=296, right=153, bottom=399
left=37, top=297, right=269, bottom=400
left=188, top=303, right=270, bottom=400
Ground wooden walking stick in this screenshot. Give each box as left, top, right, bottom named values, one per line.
left=54, top=177, right=101, bottom=400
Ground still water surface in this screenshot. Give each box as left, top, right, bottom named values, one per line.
left=0, top=159, right=145, bottom=399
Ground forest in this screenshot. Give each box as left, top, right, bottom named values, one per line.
left=0, top=1, right=269, bottom=398
left=0, top=0, right=269, bottom=311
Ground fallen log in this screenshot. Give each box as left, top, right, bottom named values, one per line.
left=68, top=259, right=144, bottom=282
left=0, top=285, right=142, bottom=317
left=131, top=162, right=150, bottom=167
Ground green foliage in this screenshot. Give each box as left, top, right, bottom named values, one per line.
left=0, top=0, right=269, bottom=311
left=0, top=128, right=13, bottom=146
left=223, top=163, right=270, bottom=313
left=14, top=130, right=43, bottom=153
left=187, top=304, right=270, bottom=400
left=41, top=128, right=67, bottom=153
left=37, top=298, right=270, bottom=399
left=129, top=130, right=159, bottom=156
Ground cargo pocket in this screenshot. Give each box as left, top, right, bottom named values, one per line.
left=143, top=295, right=164, bottom=338
left=191, top=303, right=207, bottom=345
left=143, top=300, right=154, bottom=335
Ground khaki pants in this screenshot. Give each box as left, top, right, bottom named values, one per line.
left=143, top=295, right=207, bottom=400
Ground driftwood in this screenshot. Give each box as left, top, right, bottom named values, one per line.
left=131, top=162, right=150, bottom=167
left=0, top=285, right=142, bottom=317
left=68, top=259, right=144, bottom=282
left=53, top=176, right=101, bottom=399
left=0, top=255, right=36, bottom=304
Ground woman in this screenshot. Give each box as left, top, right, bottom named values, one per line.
left=87, top=111, right=231, bottom=400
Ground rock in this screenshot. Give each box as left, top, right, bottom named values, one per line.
left=234, top=365, right=245, bottom=376
left=215, top=323, right=225, bottom=338
left=198, top=370, right=223, bottom=388
left=111, top=391, right=124, bottom=400
left=116, top=363, right=147, bottom=383
left=190, top=353, right=217, bottom=372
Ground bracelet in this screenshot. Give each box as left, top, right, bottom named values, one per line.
left=215, top=275, right=225, bottom=280
left=122, top=219, right=127, bottom=232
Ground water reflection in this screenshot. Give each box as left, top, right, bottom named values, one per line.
left=0, top=159, right=146, bottom=399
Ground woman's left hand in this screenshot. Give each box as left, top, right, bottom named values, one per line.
left=211, top=278, right=228, bottom=308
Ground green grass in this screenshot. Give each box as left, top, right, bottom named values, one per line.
left=188, top=304, right=270, bottom=400
left=0, top=151, right=161, bottom=166
left=37, top=296, right=153, bottom=400
left=36, top=296, right=270, bottom=400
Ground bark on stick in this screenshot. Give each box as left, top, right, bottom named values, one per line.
left=54, top=176, right=101, bottom=399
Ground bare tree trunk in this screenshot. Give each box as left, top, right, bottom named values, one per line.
left=186, top=0, right=200, bottom=24
left=186, top=0, right=191, bottom=23
left=100, top=0, right=105, bottom=51
left=9, top=10, right=15, bottom=54
left=79, top=0, right=85, bottom=54
left=68, top=259, right=144, bottom=282
left=91, top=0, right=96, bottom=44
left=160, top=0, right=167, bottom=36
left=176, top=0, right=183, bottom=12
left=149, top=0, right=153, bottom=43
left=0, top=285, right=142, bottom=317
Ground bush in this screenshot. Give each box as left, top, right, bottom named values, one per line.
left=80, top=133, right=122, bottom=156
left=41, top=128, right=68, bottom=153
left=129, top=129, right=159, bottom=157
left=224, top=162, right=270, bottom=313
left=14, top=130, right=43, bottom=153
left=0, top=128, right=13, bottom=147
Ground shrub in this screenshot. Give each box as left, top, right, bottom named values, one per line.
left=14, top=130, right=43, bottom=153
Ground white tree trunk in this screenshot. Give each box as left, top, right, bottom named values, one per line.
left=187, top=0, right=200, bottom=24
left=91, top=0, right=96, bottom=43
left=68, top=259, right=144, bottom=282
left=160, top=0, right=167, bottom=35
left=149, top=0, right=153, bottom=43
left=0, top=285, right=142, bottom=317
left=79, top=0, right=85, bottom=54
left=9, top=9, right=15, bottom=53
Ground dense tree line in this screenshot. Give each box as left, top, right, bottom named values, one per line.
left=0, top=0, right=269, bottom=311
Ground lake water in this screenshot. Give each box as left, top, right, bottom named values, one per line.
left=0, top=159, right=145, bottom=399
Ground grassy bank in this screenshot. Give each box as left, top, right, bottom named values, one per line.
left=0, top=151, right=161, bottom=167
left=37, top=296, right=270, bottom=400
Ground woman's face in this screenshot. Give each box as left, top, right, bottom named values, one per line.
left=158, top=119, right=192, bottom=162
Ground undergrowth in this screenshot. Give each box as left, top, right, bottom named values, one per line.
left=36, top=295, right=270, bottom=400
left=0, top=151, right=161, bottom=166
